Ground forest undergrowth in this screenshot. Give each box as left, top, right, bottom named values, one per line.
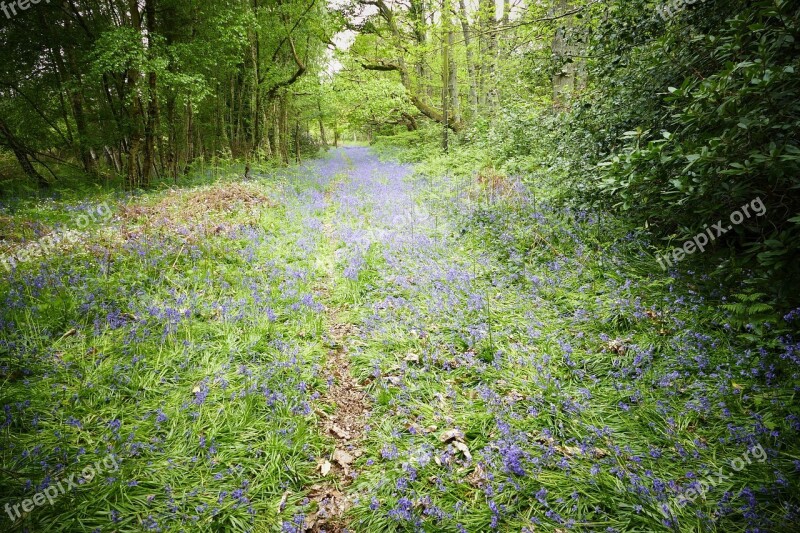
left=1, top=147, right=798, bottom=532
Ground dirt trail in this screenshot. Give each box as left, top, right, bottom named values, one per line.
left=304, top=153, right=371, bottom=532
left=304, top=319, right=368, bottom=532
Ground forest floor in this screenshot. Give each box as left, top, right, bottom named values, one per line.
left=0, top=147, right=797, bottom=532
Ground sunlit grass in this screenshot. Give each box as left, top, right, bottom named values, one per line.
left=0, top=164, right=338, bottom=531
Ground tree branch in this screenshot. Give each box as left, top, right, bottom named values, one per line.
left=361, top=60, right=402, bottom=72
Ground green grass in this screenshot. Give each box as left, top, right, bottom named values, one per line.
left=1, top=170, right=338, bottom=531
left=329, top=168, right=798, bottom=532
left=2, top=149, right=798, bottom=532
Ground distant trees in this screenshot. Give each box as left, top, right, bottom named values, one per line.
left=336, top=0, right=588, bottom=140
left=0, top=0, right=336, bottom=189
left=335, top=0, right=799, bottom=301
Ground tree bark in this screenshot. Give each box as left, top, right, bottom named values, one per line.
left=317, top=101, right=328, bottom=147
left=125, top=0, right=144, bottom=189
left=0, top=117, right=49, bottom=187
left=551, top=0, right=580, bottom=106
left=142, top=0, right=159, bottom=187
left=409, top=0, right=430, bottom=100
left=487, top=1, right=498, bottom=111
left=479, top=0, right=498, bottom=112
left=448, top=23, right=460, bottom=126
left=272, top=99, right=281, bottom=161
left=47, top=7, right=97, bottom=177
left=278, top=97, right=289, bottom=163
left=457, top=0, right=479, bottom=118
left=252, top=0, right=262, bottom=157
left=294, top=121, right=301, bottom=163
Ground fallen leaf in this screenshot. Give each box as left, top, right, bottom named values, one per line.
left=593, top=447, right=609, bottom=458
left=314, top=407, right=332, bottom=419
left=405, top=353, right=419, bottom=363
left=505, top=390, right=524, bottom=403
left=439, top=429, right=464, bottom=443
left=467, top=462, right=488, bottom=487
left=319, top=460, right=331, bottom=476
left=557, top=445, right=583, bottom=457
left=530, top=432, right=555, bottom=445
left=330, top=424, right=350, bottom=439
left=607, top=339, right=627, bottom=355
left=59, top=328, right=77, bottom=340
left=333, top=449, right=354, bottom=467
left=453, top=441, right=472, bottom=460
left=407, top=423, right=422, bottom=434
left=278, top=490, right=290, bottom=512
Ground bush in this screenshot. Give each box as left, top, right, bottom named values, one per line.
left=595, top=1, right=800, bottom=302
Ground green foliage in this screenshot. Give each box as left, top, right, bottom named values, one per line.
left=372, top=0, right=799, bottom=307
left=0, top=0, right=336, bottom=189
left=721, top=291, right=778, bottom=332
left=586, top=1, right=800, bottom=302
left=90, top=28, right=150, bottom=76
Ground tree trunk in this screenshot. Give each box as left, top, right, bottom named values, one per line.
left=409, top=0, right=430, bottom=100
left=294, top=122, right=301, bottom=163
left=317, top=100, right=328, bottom=147
left=104, top=146, right=122, bottom=174
left=360, top=0, right=464, bottom=132
left=185, top=99, right=194, bottom=173
left=252, top=0, right=262, bottom=157
left=0, top=117, right=49, bottom=187
left=457, top=0, right=479, bottom=118
left=479, top=0, right=498, bottom=112
left=262, top=110, right=273, bottom=157
left=60, top=42, right=97, bottom=176
left=125, top=0, right=144, bottom=189
left=47, top=7, right=97, bottom=178
left=441, top=0, right=450, bottom=150
left=272, top=99, right=281, bottom=161
left=448, top=24, right=460, bottom=126
left=142, top=0, right=158, bottom=187
left=61, top=42, right=97, bottom=176
left=551, top=0, right=579, bottom=106
left=278, top=97, right=289, bottom=163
